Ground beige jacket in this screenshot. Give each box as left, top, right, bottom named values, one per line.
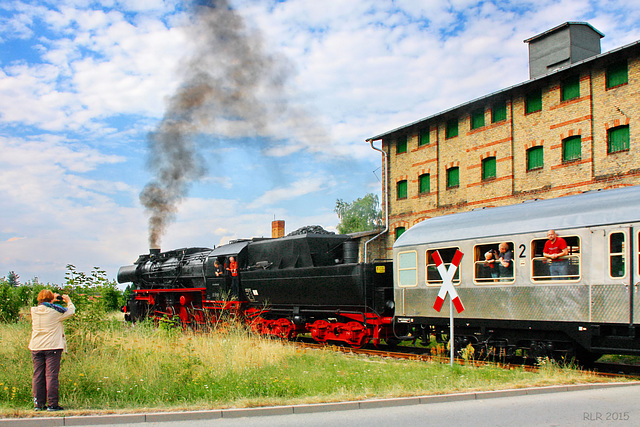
left=28, top=302, right=76, bottom=352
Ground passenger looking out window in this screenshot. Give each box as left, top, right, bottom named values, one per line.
left=532, top=232, right=580, bottom=281
left=543, top=229, right=569, bottom=278
left=497, top=242, right=513, bottom=280
left=473, top=243, right=514, bottom=283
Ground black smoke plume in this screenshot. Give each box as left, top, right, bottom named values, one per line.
left=140, top=0, right=293, bottom=249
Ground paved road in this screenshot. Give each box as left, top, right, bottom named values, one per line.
left=62, top=383, right=639, bottom=427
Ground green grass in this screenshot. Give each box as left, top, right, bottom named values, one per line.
left=0, top=315, right=626, bottom=418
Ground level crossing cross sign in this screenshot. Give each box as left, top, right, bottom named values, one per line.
left=432, top=249, right=465, bottom=313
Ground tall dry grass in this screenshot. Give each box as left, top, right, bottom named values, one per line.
left=0, top=314, right=622, bottom=417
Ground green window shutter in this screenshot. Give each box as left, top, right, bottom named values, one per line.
left=446, top=167, right=459, bottom=188
left=396, top=136, right=407, bottom=154
left=527, top=146, right=544, bottom=170
left=446, top=118, right=458, bottom=138
left=481, top=157, right=496, bottom=180
left=561, top=76, right=580, bottom=101
left=418, top=173, right=430, bottom=194
left=608, top=126, right=630, bottom=153
left=396, top=180, right=407, bottom=199
left=492, top=101, right=507, bottom=123
left=606, top=62, right=628, bottom=88
left=562, top=136, right=582, bottom=162
left=395, top=227, right=406, bottom=240
left=470, top=109, right=485, bottom=130
left=419, top=129, right=430, bottom=146
left=525, top=90, right=542, bottom=114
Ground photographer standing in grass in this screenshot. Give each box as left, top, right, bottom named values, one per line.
left=28, top=290, right=75, bottom=412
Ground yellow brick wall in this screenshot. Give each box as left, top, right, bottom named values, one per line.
left=379, top=52, right=640, bottom=256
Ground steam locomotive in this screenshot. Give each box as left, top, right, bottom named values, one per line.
left=119, top=186, right=640, bottom=363
left=118, top=230, right=398, bottom=348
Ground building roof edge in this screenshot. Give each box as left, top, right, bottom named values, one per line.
left=367, top=39, right=639, bottom=142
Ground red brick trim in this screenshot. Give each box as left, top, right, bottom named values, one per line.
left=605, top=117, right=630, bottom=129
left=446, top=161, right=460, bottom=169
left=466, top=175, right=512, bottom=188
left=466, top=136, right=512, bottom=152
left=551, top=158, right=592, bottom=170
left=549, top=115, right=592, bottom=129
left=412, top=157, right=437, bottom=168
left=524, top=140, right=544, bottom=150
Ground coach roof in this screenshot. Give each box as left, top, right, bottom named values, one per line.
left=394, top=186, right=640, bottom=249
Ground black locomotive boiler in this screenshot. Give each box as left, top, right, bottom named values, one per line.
left=118, top=231, right=398, bottom=347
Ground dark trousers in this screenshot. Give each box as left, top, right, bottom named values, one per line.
left=31, top=349, right=63, bottom=408
left=231, top=276, right=239, bottom=298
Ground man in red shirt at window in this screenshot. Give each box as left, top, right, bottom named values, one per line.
left=543, top=229, right=569, bottom=278
left=226, top=256, right=240, bottom=299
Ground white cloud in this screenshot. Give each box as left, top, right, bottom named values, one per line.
left=2, top=0, right=640, bottom=284
left=246, top=176, right=328, bottom=209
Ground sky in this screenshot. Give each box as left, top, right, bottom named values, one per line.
left=1, top=0, right=640, bottom=285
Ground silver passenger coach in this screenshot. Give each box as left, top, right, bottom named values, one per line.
left=393, top=186, right=640, bottom=362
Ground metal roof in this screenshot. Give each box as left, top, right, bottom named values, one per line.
left=208, top=241, right=251, bottom=257
left=523, top=21, right=604, bottom=43
left=367, top=39, right=639, bottom=142
left=393, top=186, right=640, bottom=249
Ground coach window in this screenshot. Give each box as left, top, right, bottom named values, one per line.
left=609, top=232, right=626, bottom=278
left=473, top=242, right=515, bottom=284
left=426, top=247, right=461, bottom=286
left=531, top=235, right=581, bottom=281
left=397, top=251, right=418, bottom=287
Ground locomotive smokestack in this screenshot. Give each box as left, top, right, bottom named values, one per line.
left=150, top=248, right=161, bottom=256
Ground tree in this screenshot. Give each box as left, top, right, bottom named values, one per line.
left=7, top=271, right=20, bottom=287
left=335, top=193, right=383, bottom=234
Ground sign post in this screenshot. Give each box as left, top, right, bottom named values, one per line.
left=432, top=249, right=464, bottom=366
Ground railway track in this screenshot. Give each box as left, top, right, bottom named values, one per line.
left=293, top=340, right=640, bottom=378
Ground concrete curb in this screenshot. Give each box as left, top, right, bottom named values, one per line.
left=2, top=381, right=639, bottom=426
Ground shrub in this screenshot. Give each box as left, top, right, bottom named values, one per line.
left=0, top=281, right=23, bottom=323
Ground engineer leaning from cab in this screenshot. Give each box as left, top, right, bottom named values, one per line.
left=28, top=290, right=76, bottom=412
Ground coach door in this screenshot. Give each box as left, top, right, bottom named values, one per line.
left=605, top=227, right=639, bottom=325
left=635, top=228, right=640, bottom=325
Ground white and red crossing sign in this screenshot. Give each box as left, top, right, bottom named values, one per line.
left=432, top=249, right=465, bottom=313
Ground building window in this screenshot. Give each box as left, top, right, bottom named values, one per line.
left=419, top=128, right=430, bottom=147
left=446, top=118, right=458, bottom=138
left=525, top=89, right=542, bottom=114
left=446, top=167, right=459, bottom=188
left=395, top=226, right=406, bottom=241
left=608, top=125, right=630, bottom=153
left=606, top=61, right=628, bottom=89
left=492, top=101, right=507, bottom=123
left=526, top=146, right=544, bottom=171
left=396, top=180, right=407, bottom=199
left=470, top=108, right=485, bottom=130
left=561, top=75, right=580, bottom=101
left=396, top=135, right=407, bottom=154
left=562, top=135, right=581, bottom=163
left=481, top=157, right=496, bottom=181
left=418, top=173, right=430, bottom=194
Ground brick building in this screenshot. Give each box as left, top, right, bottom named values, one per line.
left=366, top=22, right=640, bottom=259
